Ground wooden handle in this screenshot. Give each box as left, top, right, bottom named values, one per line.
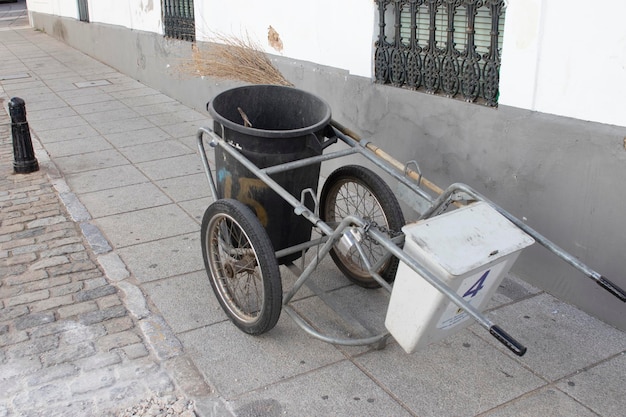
left=330, top=119, right=444, bottom=196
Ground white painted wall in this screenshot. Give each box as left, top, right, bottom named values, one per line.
left=89, top=0, right=162, bottom=33
left=27, top=0, right=77, bottom=18
left=500, top=0, right=626, bottom=127
left=26, top=0, right=162, bottom=34
left=26, top=0, right=626, bottom=127
left=194, top=0, right=376, bottom=79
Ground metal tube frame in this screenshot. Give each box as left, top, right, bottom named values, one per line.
left=197, top=124, right=625, bottom=355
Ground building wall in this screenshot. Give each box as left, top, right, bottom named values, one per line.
left=24, top=4, right=626, bottom=332
left=500, top=0, right=626, bottom=127
left=27, top=0, right=78, bottom=18
left=26, top=0, right=626, bottom=127
left=194, top=0, right=375, bottom=79
left=89, top=0, right=162, bottom=33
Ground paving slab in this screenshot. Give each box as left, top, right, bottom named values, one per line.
left=279, top=246, right=363, bottom=296
left=72, top=98, right=130, bottom=115
left=146, top=108, right=208, bottom=128
left=179, top=318, right=346, bottom=399
left=29, top=114, right=91, bottom=132
left=482, top=292, right=626, bottom=382
left=556, top=352, right=626, bottom=417
left=105, top=85, right=160, bottom=99
left=64, top=91, right=115, bottom=107
left=48, top=77, right=90, bottom=92
left=156, top=173, right=212, bottom=203
left=134, top=101, right=193, bottom=117
left=179, top=133, right=209, bottom=153
left=65, top=165, right=150, bottom=194
left=160, top=121, right=207, bottom=139
left=78, top=182, right=172, bottom=218
left=136, top=153, right=205, bottom=181
left=481, top=387, right=598, bottom=417
left=142, top=271, right=226, bottom=334
left=42, top=135, right=113, bottom=159
left=116, top=232, right=203, bottom=283
left=94, top=204, right=198, bottom=248
left=228, top=360, right=414, bottom=417
left=121, top=93, right=178, bottom=108
left=118, top=139, right=193, bottom=164
left=178, top=197, right=213, bottom=224
left=15, top=96, right=67, bottom=112
left=290, top=283, right=390, bottom=349
left=53, top=148, right=129, bottom=175
left=105, top=126, right=174, bottom=148
left=22, top=104, right=78, bottom=122
left=81, top=108, right=142, bottom=125
left=90, top=116, right=156, bottom=135
left=5, top=86, right=52, bottom=101
left=356, top=332, right=545, bottom=417
left=486, top=272, right=544, bottom=309
left=34, top=124, right=102, bottom=144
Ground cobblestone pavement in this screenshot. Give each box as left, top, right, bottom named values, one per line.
left=0, top=102, right=207, bottom=416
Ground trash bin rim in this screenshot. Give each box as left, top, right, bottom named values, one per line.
left=207, top=84, right=332, bottom=139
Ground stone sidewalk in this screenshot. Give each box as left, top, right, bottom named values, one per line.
left=0, top=102, right=212, bottom=415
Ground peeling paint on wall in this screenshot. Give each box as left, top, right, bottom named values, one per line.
left=267, top=25, right=283, bottom=53
left=142, top=0, right=154, bottom=13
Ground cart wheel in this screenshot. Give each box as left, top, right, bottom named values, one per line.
left=201, top=199, right=282, bottom=335
left=320, top=165, right=405, bottom=288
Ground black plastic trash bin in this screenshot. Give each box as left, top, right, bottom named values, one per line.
left=207, top=85, right=332, bottom=264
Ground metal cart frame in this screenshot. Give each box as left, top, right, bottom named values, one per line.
left=197, top=122, right=626, bottom=357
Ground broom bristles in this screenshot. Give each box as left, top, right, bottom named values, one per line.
left=177, top=33, right=293, bottom=87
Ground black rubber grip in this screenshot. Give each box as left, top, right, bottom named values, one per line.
left=490, top=325, right=527, bottom=357
left=597, top=276, right=626, bottom=302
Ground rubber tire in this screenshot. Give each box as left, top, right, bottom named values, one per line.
left=320, top=165, right=405, bottom=288
left=201, top=199, right=282, bottom=334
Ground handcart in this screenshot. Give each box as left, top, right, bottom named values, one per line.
left=196, top=85, right=626, bottom=357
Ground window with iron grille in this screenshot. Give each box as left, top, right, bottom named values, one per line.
left=77, top=0, right=89, bottom=22
left=162, top=0, right=195, bottom=42
left=374, top=0, right=506, bottom=107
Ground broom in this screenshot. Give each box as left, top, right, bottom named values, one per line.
left=177, top=34, right=445, bottom=197
left=178, top=33, right=293, bottom=87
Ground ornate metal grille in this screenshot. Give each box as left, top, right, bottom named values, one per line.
left=162, top=0, right=195, bottom=42
left=375, top=0, right=506, bottom=107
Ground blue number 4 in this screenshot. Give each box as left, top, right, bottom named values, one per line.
left=463, top=270, right=490, bottom=299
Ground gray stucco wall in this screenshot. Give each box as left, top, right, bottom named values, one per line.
left=30, top=14, right=626, bottom=331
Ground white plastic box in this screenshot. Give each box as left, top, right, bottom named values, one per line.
left=385, top=202, right=534, bottom=353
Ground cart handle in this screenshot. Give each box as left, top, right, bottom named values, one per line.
left=490, top=325, right=527, bottom=356
left=424, top=183, right=626, bottom=304
left=598, top=276, right=626, bottom=302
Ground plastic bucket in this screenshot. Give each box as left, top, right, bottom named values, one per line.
left=207, top=85, right=332, bottom=263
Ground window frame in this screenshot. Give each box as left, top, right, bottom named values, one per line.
left=162, top=0, right=196, bottom=42
left=374, top=0, right=506, bottom=107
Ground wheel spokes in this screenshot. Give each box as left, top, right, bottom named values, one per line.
left=211, top=216, right=264, bottom=321
left=330, top=181, right=391, bottom=274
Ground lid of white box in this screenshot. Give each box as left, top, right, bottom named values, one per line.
left=402, top=202, right=535, bottom=276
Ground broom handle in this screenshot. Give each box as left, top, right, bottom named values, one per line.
left=330, top=119, right=445, bottom=196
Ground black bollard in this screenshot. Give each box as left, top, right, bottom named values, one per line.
left=9, top=97, right=39, bottom=174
